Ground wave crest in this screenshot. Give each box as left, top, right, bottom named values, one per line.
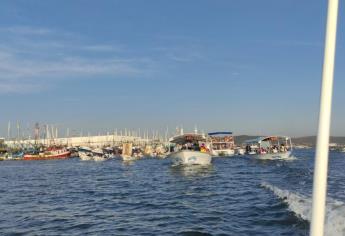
left=261, top=182, right=345, bottom=236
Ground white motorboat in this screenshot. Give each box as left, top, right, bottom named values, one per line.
left=254, top=151, right=292, bottom=160
left=78, top=146, right=93, bottom=161
left=168, top=133, right=212, bottom=166
left=243, top=136, right=293, bottom=160
left=170, top=150, right=211, bottom=165
left=103, top=147, right=117, bottom=159
left=92, top=148, right=107, bottom=161
left=208, top=131, right=235, bottom=157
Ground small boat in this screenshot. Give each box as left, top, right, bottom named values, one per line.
left=208, top=131, right=235, bottom=157
left=92, top=148, right=107, bottom=162
left=168, top=133, right=212, bottom=166
left=67, top=147, right=79, bottom=158
left=103, top=147, right=116, bottom=158
left=121, top=142, right=136, bottom=161
left=6, top=151, right=24, bottom=160
left=24, top=147, right=71, bottom=161
left=243, top=136, right=293, bottom=160
left=144, top=145, right=153, bottom=157
left=78, top=146, right=93, bottom=161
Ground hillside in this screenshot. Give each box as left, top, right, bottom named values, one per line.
left=292, top=136, right=345, bottom=146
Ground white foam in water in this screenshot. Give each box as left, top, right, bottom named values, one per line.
left=261, top=182, right=345, bottom=236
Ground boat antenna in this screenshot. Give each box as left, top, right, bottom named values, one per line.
left=34, top=122, right=40, bottom=145
left=310, top=1, right=339, bottom=236
left=7, top=121, right=11, bottom=140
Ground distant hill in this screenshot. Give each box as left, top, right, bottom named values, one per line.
left=292, top=136, right=345, bottom=146
left=234, top=135, right=259, bottom=145
left=234, top=135, right=345, bottom=146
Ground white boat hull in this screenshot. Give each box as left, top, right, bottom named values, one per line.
left=253, top=151, right=293, bottom=160
left=169, top=150, right=212, bottom=166
left=93, top=156, right=107, bottom=162
left=211, top=149, right=235, bottom=157
left=122, top=155, right=137, bottom=161
left=79, top=152, right=93, bottom=161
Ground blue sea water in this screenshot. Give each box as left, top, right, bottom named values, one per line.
left=0, top=149, right=344, bottom=236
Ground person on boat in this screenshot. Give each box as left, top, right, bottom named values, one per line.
left=200, top=143, right=207, bottom=153
left=193, top=142, right=200, bottom=151
left=260, top=147, right=266, bottom=154
left=246, top=145, right=250, bottom=153
left=280, top=144, right=287, bottom=152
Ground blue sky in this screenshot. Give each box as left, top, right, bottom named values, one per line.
left=0, top=0, right=344, bottom=137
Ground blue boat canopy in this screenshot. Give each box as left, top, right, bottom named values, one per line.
left=208, top=131, right=233, bottom=136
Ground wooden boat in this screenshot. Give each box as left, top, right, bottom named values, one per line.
left=121, top=143, right=137, bottom=161
left=24, top=147, right=71, bottom=161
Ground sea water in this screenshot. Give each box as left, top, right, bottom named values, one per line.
left=0, top=149, right=344, bottom=235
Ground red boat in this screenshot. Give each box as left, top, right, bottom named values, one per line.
left=24, top=148, right=71, bottom=161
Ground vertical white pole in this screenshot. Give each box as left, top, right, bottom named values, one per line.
left=310, top=0, right=339, bottom=235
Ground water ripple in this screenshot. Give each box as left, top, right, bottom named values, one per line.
left=0, top=150, right=343, bottom=235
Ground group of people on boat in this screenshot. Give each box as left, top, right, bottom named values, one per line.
left=246, top=144, right=288, bottom=155
left=174, top=141, right=209, bottom=153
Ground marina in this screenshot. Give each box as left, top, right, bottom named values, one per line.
left=0, top=0, right=344, bottom=235
left=0, top=125, right=300, bottom=164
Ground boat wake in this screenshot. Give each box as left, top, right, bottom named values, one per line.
left=261, top=182, right=345, bottom=236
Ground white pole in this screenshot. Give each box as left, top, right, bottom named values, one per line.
left=310, top=0, right=339, bottom=236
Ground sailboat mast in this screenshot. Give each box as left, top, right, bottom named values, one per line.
left=310, top=1, right=339, bottom=236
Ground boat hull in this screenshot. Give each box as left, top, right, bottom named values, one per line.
left=23, top=151, right=71, bottom=161
left=93, top=156, right=107, bottom=162
left=169, top=150, right=212, bottom=166
left=121, top=155, right=137, bottom=161
left=253, top=151, right=293, bottom=160
left=78, top=152, right=93, bottom=161
left=211, top=149, right=235, bottom=157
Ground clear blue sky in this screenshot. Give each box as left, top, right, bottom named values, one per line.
left=0, top=0, right=344, bottom=137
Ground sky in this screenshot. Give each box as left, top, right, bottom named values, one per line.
left=0, top=0, right=344, bottom=138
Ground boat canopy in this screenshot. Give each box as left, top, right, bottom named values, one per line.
left=243, top=136, right=291, bottom=144
left=169, top=133, right=206, bottom=144
left=92, top=148, right=103, bottom=155
left=208, top=131, right=233, bottom=136
left=79, top=146, right=92, bottom=152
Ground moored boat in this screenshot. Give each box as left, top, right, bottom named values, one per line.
left=78, top=146, right=93, bottom=161
left=24, top=147, right=71, bottom=161
left=121, top=142, right=137, bottom=161
left=92, top=148, right=107, bottom=161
